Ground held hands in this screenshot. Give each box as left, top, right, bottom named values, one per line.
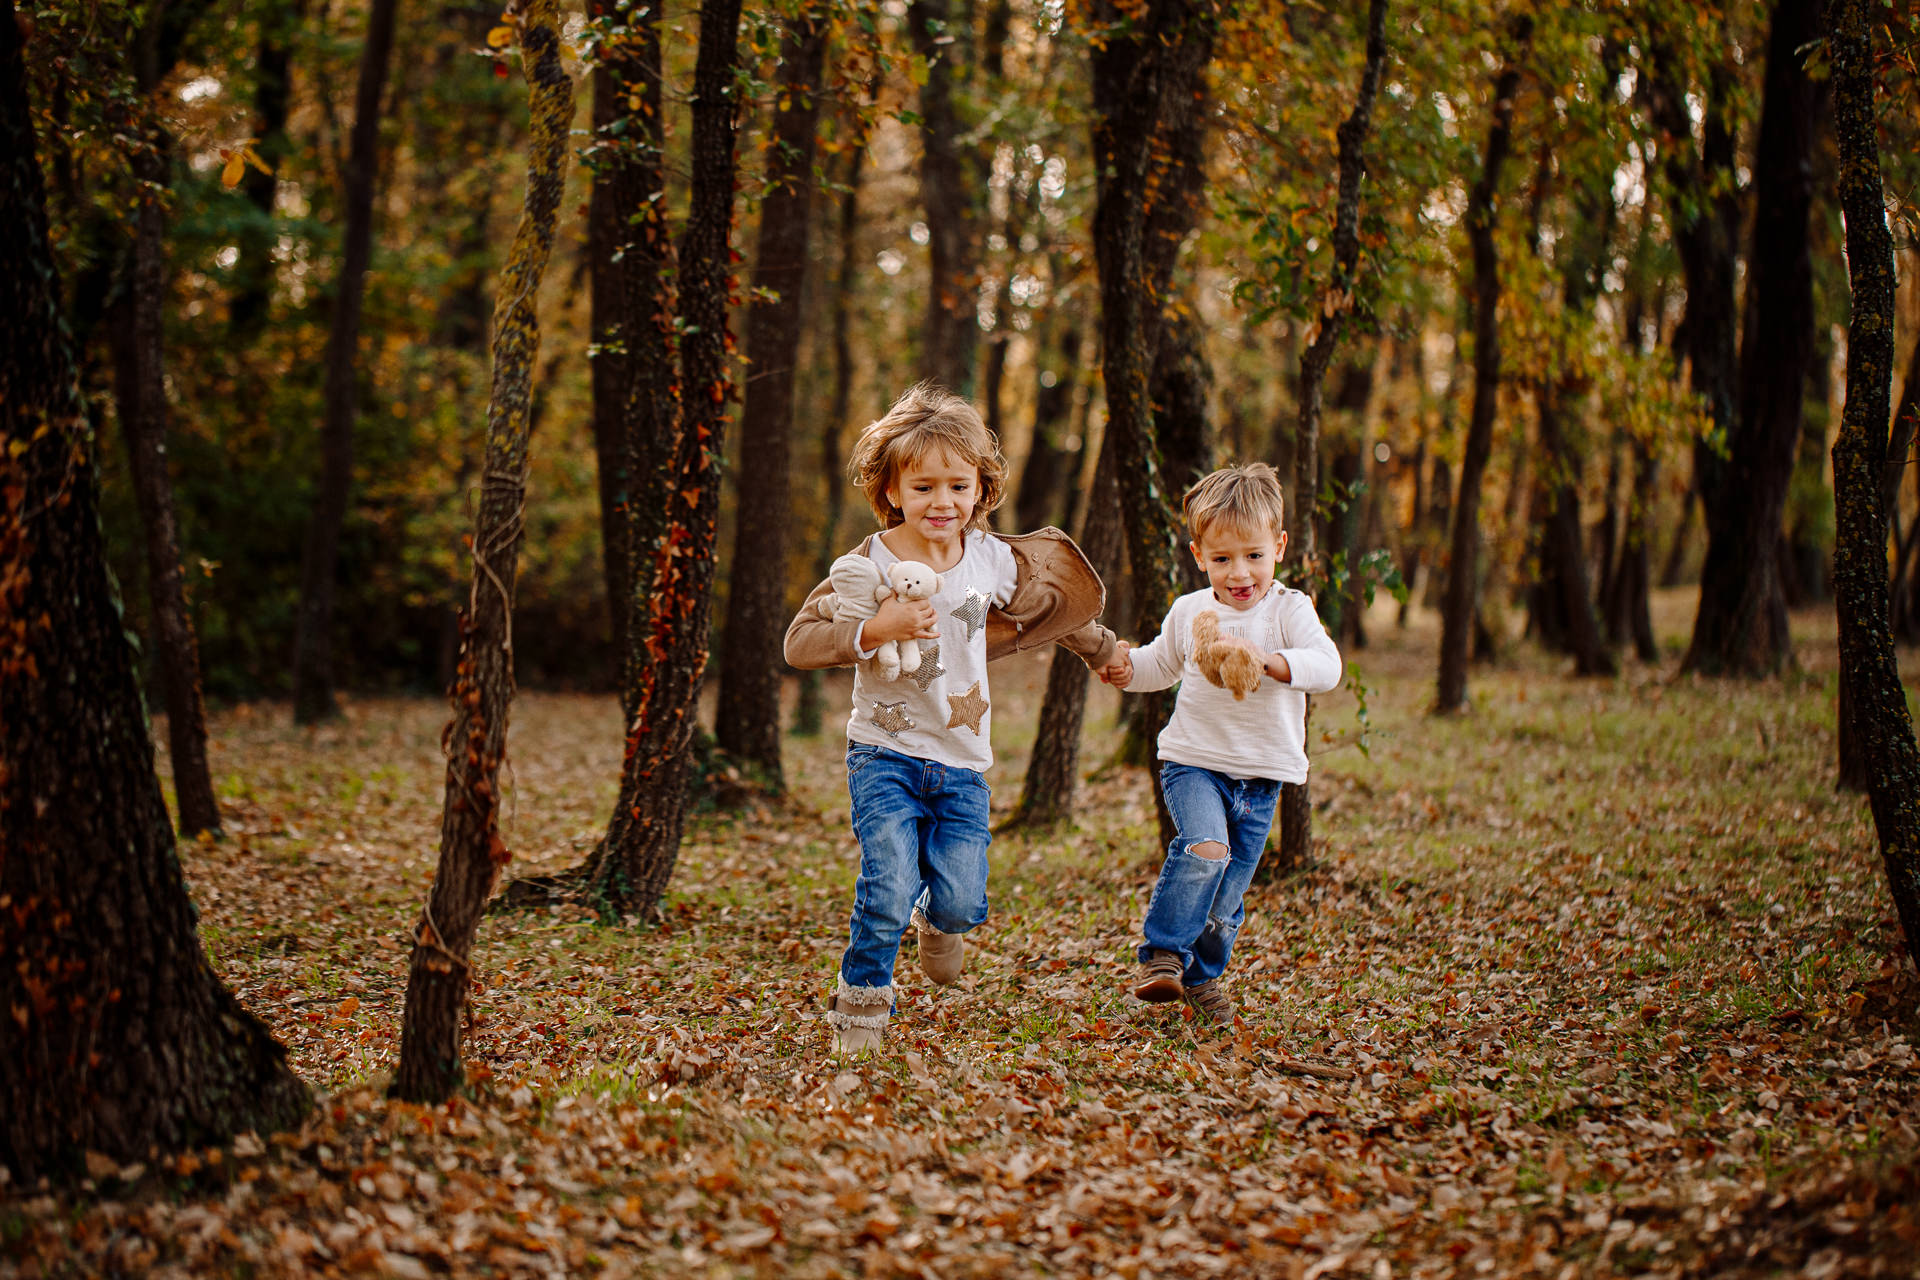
left=1097, top=641, right=1134, bottom=689
left=860, top=595, right=939, bottom=650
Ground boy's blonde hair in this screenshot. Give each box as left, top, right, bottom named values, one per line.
left=848, top=382, right=1006, bottom=533
left=1183, top=462, right=1288, bottom=543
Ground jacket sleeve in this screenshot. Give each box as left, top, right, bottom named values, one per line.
left=1124, top=602, right=1186, bottom=692
left=1274, top=592, right=1343, bottom=694
left=1054, top=618, right=1118, bottom=671
left=784, top=577, right=869, bottom=670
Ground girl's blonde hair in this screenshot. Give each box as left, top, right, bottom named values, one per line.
left=1183, top=462, right=1287, bottom=543
left=848, top=382, right=1007, bottom=532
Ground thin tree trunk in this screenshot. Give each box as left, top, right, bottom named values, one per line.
left=793, top=144, right=866, bottom=737
left=1826, top=0, right=1920, bottom=971
left=1, top=3, right=310, bottom=1176
left=1436, top=18, right=1530, bottom=713
left=229, top=0, right=301, bottom=338
left=1008, top=432, right=1123, bottom=827
left=575, top=0, right=743, bottom=919
left=108, top=130, right=223, bottom=837
left=716, top=11, right=829, bottom=785
left=908, top=0, right=976, bottom=392
left=291, top=0, right=398, bottom=723
left=1683, top=0, right=1822, bottom=677
left=391, top=0, right=572, bottom=1103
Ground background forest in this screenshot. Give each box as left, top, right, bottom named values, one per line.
left=9, top=0, right=1920, bottom=1275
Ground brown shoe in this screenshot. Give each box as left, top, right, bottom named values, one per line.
left=1183, top=978, right=1234, bottom=1027
left=912, top=908, right=964, bottom=985
left=1133, top=950, right=1185, bottom=1003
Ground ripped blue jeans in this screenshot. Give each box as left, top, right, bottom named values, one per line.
left=1138, top=761, right=1281, bottom=986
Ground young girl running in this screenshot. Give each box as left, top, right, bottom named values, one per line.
left=784, top=384, right=1116, bottom=1055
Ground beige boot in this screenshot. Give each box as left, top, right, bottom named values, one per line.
left=912, top=908, right=965, bottom=985
left=827, top=979, right=892, bottom=1056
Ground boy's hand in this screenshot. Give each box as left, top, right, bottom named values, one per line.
left=860, top=596, right=939, bottom=649
left=1098, top=642, right=1134, bottom=688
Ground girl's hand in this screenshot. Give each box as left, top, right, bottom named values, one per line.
left=860, top=596, right=940, bottom=649
left=1098, top=642, right=1133, bottom=688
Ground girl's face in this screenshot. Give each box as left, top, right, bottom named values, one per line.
left=885, top=445, right=980, bottom=550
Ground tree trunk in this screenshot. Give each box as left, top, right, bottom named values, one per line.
left=1008, top=432, right=1123, bottom=828
left=715, top=12, right=829, bottom=786
left=908, top=0, right=976, bottom=392
left=1886, top=338, right=1920, bottom=645
left=0, top=3, right=310, bottom=1176
left=793, top=143, right=866, bottom=737
left=1014, top=323, right=1078, bottom=532
left=1090, top=0, right=1216, bottom=846
left=575, top=0, right=743, bottom=920
left=229, top=0, right=301, bottom=338
left=392, top=1, right=571, bottom=1103
left=1826, top=0, right=1920, bottom=972
left=291, top=0, right=398, bottom=723
left=107, top=130, right=223, bottom=838
left=1683, top=0, right=1821, bottom=677
left=1436, top=18, right=1529, bottom=713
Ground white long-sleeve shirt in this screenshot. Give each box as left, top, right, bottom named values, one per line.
left=1126, top=584, right=1343, bottom=783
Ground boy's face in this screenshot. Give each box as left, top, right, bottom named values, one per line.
left=1190, top=519, right=1285, bottom=612
left=886, top=445, right=979, bottom=550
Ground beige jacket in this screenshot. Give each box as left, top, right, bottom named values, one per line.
left=783, top=527, right=1119, bottom=672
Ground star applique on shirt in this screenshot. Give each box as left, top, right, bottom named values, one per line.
left=946, top=681, right=988, bottom=735
left=951, top=588, right=991, bottom=643
left=870, top=701, right=914, bottom=738
left=907, top=641, right=946, bottom=692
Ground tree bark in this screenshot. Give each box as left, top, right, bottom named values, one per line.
left=716, top=12, right=829, bottom=785
left=793, top=143, right=866, bottom=737
left=1683, top=0, right=1822, bottom=677
left=575, top=0, right=743, bottom=919
left=1008, top=431, right=1123, bottom=828
left=107, top=130, right=223, bottom=838
left=291, top=0, right=398, bottom=723
left=229, top=0, right=302, bottom=338
left=1826, top=0, right=1920, bottom=972
left=1090, top=0, right=1216, bottom=845
left=391, top=0, right=572, bottom=1103
left=1436, top=17, right=1529, bottom=713
left=908, top=0, right=977, bottom=392
left=1, top=2, right=310, bottom=1177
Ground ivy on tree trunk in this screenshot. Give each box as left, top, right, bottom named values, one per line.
left=391, top=0, right=573, bottom=1104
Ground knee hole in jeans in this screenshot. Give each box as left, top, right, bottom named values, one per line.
left=1190, top=840, right=1228, bottom=861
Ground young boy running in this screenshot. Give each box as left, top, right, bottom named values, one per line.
left=1102, top=462, right=1343, bottom=1026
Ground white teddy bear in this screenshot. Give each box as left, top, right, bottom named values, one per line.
left=824, top=554, right=944, bottom=682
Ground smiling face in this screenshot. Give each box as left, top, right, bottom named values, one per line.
left=885, top=445, right=980, bottom=554
left=1190, top=518, right=1285, bottom=611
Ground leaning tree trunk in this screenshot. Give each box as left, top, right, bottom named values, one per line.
left=391, top=0, right=572, bottom=1104
left=1090, top=0, right=1215, bottom=846
left=1436, top=18, right=1529, bottom=713
left=715, top=10, right=829, bottom=785
left=290, top=0, right=398, bottom=724
left=107, top=128, right=223, bottom=837
left=907, top=0, right=977, bottom=392
left=1683, top=0, right=1821, bottom=677
left=1008, top=432, right=1123, bottom=828
left=1, top=1, right=310, bottom=1178
left=576, top=0, right=743, bottom=919
left=1827, top=0, right=1920, bottom=971
left=792, top=142, right=865, bottom=737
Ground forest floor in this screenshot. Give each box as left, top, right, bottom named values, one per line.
left=7, top=592, right=1920, bottom=1279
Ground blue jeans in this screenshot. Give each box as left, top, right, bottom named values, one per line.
left=839, top=742, right=992, bottom=994
left=1138, top=762, right=1281, bottom=986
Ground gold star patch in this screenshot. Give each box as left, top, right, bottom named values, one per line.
left=946, top=681, right=989, bottom=735
left=950, top=588, right=991, bottom=642
left=870, top=701, right=914, bottom=738
left=908, top=641, right=947, bottom=692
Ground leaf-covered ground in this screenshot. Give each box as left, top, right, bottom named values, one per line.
left=7, top=593, right=1920, bottom=1279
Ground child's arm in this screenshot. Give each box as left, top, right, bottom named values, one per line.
left=1117, top=602, right=1186, bottom=692
left=1266, top=591, right=1343, bottom=694
left=784, top=584, right=937, bottom=669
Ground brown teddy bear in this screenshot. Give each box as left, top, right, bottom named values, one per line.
left=1191, top=610, right=1264, bottom=700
